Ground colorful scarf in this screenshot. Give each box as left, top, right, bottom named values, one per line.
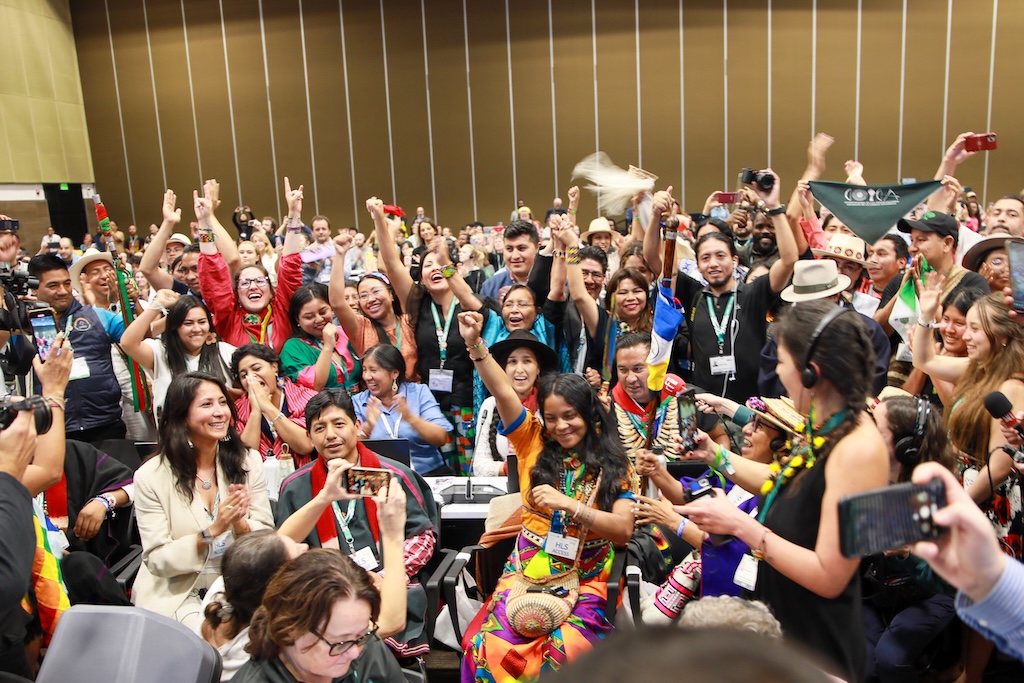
left=310, top=443, right=382, bottom=549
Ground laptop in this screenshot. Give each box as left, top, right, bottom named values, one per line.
left=362, top=438, right=412, bottom=467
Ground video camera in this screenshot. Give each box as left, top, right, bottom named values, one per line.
left=0, top=396, right=51, bottom=434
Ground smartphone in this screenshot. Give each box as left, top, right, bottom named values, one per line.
left=678, top=391, right=700, bottom=453
left=344, top=467, right=391, bottom=498
left=1007, top=240, right=1024, bottom=313
left=964, top=133, right=998, bottom=152
left=716, top=192, right=739, bottom=204
left=838, top=478, right=947, bottom=558
left=28, top=307, right=58, bottom=361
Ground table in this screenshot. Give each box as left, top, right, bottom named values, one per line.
left=425, top=477, right=511, bottom=551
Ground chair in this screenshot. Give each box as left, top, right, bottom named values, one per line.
left=35, top=605, right=222, bottom=683
left=93, top=438, right=143, bottom=471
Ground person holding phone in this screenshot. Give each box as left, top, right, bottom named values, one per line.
left=674, top=301, right=889, bottom=681
left=275, top=389, right=436, bottom=659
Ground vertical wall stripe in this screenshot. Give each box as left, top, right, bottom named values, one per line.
left=897, top=0, right=907, bottom=181
left=462, top=0, right=477, bottom=220
left=766, top=0, right=772, bottom=167
left=504, top=0, right=518, bottom=204
left=378, top=0, right=397, bottom=202
left=634, top=0, right=641, bottom=168
left=982, top=0, right=998, bottom=203
left=810, top=0, right=817, bottom=138
left=420, top=0, right=437, bottom=218
left=854, top=0, right=862, bottom=159
left=591, top=0, right=599, bottom=155
left=678, top=1, right=685, bottom=196
left=941, top=0, right=953, bottom=154
left=548, top=0, right=558, bottom=196
left=257, top=0, right=281, bottom=220
left=338, top=1, right=357, bottom=227
left=297, top=0, right=319, bottom=213
left=722, top=0, right=729, bottom=190
left=102, top=0, right=136, bottom=224
left=141, top=0, right=167, bottom=190
left=218, top=0, right=242, bottom=207
left=180, top=0, right=203, bottom=185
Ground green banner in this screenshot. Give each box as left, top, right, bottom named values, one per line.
left=808, top=180, right=942, bottom=244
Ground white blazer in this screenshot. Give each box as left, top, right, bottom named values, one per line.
left=131, top=448, right=274, bottom=629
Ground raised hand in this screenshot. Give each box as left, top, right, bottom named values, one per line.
left=321, top=458, right=358, bottom=502
left=333, top=232, right=352, bottom=256
left=844, top=160, right=864, bottom=182
left=284, top=177, right=303, bottom=219
left=204, top=179, right=221, bottom=210
left=651, top=186, right=674, bottom=218
left=918, top=270, right=945, bottom=323
left=34, top=333, right=72, bottom=394
left=365, top=197, right=384, bottom=220
left=162, top=189, right=181, bottom=225
left=155, top=288, right=181, bottom=311
left=457, top=310, right=484, bottom=345
left=193, top=189, right=213, bottom=224
left=806, top=133, right=835, bottom=178
left=378, top=478, right=407, bottom=539
left=752, top=169, right=782, bottom=208
left=944, top=132, right=977, bottom=166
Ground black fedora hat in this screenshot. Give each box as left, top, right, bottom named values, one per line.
left=488, top=330, right=558, bottom=374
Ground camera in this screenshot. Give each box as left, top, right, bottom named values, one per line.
left=683, top=477, right=715, bottom=503
left=740, top=168, right=775, bottom=192
left=0, top=395, right=52, bottom=435
left=0, top=262, right=39, bottom=301
left=0, top=219, right=19, bottom=233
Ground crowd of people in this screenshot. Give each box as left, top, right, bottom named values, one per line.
left=1, top=129, right=1023, bottom=683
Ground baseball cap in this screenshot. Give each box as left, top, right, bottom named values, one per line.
left=896, top=211, right=958, bottom=247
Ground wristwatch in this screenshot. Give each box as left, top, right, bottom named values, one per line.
left=200, top=527, right=215, bottom=544
left=441, top=264, right=457, bottom=279
left=764, top=204, right=787, bottom=216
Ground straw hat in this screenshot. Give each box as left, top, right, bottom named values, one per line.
left=580, top=217, right=614, bottom=242
left=812, top=232, right=869, bottom=265
left=69, top=248, right=114, bottom=294
left=759, top=396, right=807, bottom=435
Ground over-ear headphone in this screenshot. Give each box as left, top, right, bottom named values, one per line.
left=894, top=397, right=930, bottom=466
left=800, top=307, right=852, bottom=389
left=769, top=435, right=789, bottom=453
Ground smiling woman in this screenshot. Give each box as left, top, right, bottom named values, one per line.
left=280, top=284, right=361, bottom=394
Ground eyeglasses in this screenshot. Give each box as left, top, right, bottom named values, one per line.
left=502, top=300, right=535, bottom=309
left=312, top=623, right=379, bottom=657
left=238, top=276, right=269, bottom=289
left=358, top=288, right=387, bottom=301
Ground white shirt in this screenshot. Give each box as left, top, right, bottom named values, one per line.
left=142, top=338, right=236, bottom=420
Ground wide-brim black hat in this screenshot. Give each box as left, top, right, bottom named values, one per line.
left=488, top=330, right=558, bottom=375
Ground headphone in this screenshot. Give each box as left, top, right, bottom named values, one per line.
left=769, top=434, right=789, bottom=453
left=894, top=397, right=931, bottom=467
left=800, top=307, right=852, bottom=389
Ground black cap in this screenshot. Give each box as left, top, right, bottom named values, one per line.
left=897, top=211, right=959, bottom=247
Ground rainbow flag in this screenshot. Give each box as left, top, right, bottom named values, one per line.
left=647, top=283, right=684, bottom=392
left=24, top=502, right=69, bottom=646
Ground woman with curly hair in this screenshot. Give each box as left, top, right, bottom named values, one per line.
left=458, top=310, right=637, bottom=681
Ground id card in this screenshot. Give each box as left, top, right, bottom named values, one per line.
left=895, top=342, right=914, bottom=363
left=710, top=355, right=736, bottom=376
left=351, top=546, right=380, bottom=571
left=69, top=356, right=91, bottom=381
left=733, top=553, right=759, bottom=591
left=545, top=532, right=580, bottom=561
left=428, top=368, right=454, bottom=393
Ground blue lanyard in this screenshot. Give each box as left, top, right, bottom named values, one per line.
left=430, top=298, right=457, bottom=366
left=330, top=499, right=359, bottom=554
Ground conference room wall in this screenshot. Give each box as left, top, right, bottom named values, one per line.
left=70, top=0, right=1023, bottom=233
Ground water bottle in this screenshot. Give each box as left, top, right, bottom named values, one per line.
left=263, top=455, right=281, bottom=502
left=642, top=555, right=702, bottom=624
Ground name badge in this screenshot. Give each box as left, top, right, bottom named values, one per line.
left=429, top=369, right=454, bottom=393
left=69, top=356, right=91, bottom=381
left=351, top=546, right=380, bottom=572
left=895, top=342, right=914, bottom=364
left=710, top=355, right=736, bottom=376
left=545, top=532, right=580, bottom=561
left=733, top=553, right=759, bottom=591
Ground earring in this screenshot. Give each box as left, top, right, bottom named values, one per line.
left=391, top=379, right=398, bottom=393
left=277, top=376, right=285, bottom=390
left=187, top=438, right=194, bottom=449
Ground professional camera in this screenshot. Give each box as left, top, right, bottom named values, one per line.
left=0, top=262, right=39, bottom=301
left=739, top=168, right=775, bottom=193
left=0, top=219, right=19, bottom=233
left=0, top=395, right=52, bottom=434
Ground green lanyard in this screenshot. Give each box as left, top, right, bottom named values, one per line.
left=430, top=298, right=458, bottom=367
left=394, top=319, right=402, bottom=351
left=705, top=291, right=735, bottom=350
left=331, top=499, right=359, bottom=554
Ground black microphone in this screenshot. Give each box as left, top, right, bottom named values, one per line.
left=984, top=391, right=1024, bottom=440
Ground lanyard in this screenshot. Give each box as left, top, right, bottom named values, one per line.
left=394, top=319, right=402, bottom=351
left=245, top=305, right=274, bottom=345
left=430, top=298, right=457, bottom=366
left=624, top=398, right=669, bottom=441
left=705, top=291, right=735, bottom=349
left=379, top=409, right=403, bottom=439
left=304, top=338, right=350, bottom=388
left=330, top=499, right=359, bottom=554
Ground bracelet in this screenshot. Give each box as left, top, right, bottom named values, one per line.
left=566, top=246, right=581, bottom=265
left=552, top=249, right=566, bottom=259
left=675, top=517, right=689, bottom=538
left=271, top=412, right=286, bottom=425
left=917, top=319, right=942, bottom=329
left=570, top=209, right=577, bottom=215
left=197, top=230, right=215, bottom=243
left=752, top=528, right=772, bottom=561
left=471, top=350, right=490, bottom=363
left=467, top=341, right=486, bottom=351
left=90, top=495, right=113, bottom=515
left=764, top=204, right=786, bottom=216
left=43, top=395, right=65, bottom=410
left=711, top=443, right=736, bottom=475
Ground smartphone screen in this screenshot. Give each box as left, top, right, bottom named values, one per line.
left=1007, top=240, right=1024, bottom=313
left=345, top=467, right=391, bottom=498
left=29, top=308, right=58, bottom=361
left=838, top=479, right=946, bottom=558
left=677, top=392, right=699, bottom=453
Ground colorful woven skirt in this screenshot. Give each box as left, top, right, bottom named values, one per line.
left=461, top=531, right=615, bottom=682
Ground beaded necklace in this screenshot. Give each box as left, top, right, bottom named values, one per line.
left=757, top=406, right=848, bottom=523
